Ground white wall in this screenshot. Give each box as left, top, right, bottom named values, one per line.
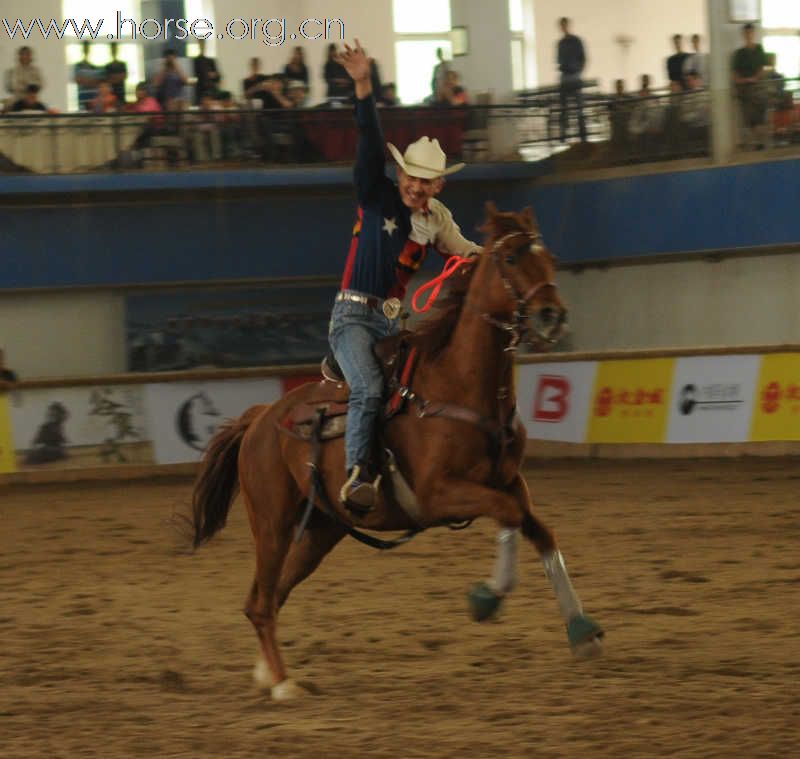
left=557, top=250, right=800, bottom=352
left=532, top=0, right=708, bottom=92
left=0, top=291, right=126, bottom=378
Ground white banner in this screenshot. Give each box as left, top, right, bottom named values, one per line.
left=10, top=385, right=150, bottom=469
left=517, top=362, right=597, bottom=442
left=145, top=378, right=282, bottom=464
left=666, top=355, right=760, bottom=443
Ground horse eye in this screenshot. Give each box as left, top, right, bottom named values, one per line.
left=505, top=254, right=517, bottom=265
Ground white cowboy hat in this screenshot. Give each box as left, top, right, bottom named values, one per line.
left=386, top=136, right=465, bottom=179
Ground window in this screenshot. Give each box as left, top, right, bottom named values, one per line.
left=510, top=0, right=535, bottom=90
left=393, top=0, right=453, bottom=105
left=761, top=0, right=800, bottom=83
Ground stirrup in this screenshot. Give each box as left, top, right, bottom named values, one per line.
left=340, top=465, right=381, bottom=512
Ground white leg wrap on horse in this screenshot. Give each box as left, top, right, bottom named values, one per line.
left=542, top=550, right=583, bottom=621
left=488, top=528, right=519, bottom=595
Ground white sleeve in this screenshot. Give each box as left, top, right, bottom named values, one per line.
left=431, top=200, right=481, bottom=257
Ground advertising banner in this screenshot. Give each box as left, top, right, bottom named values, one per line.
left=666, top=355, right=761, bottom=443
left=587, top=358, right=675, bottom=443
left=750, top=353, right=800, bottom=441
left=145, top=378, right=282, bottom=464
left=9, top=385, right=151, bottom=470
left=0, top=394, right=16, bottom=473
left=517, top=362, right=597, bottom=442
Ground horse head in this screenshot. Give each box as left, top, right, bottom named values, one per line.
left=478, top=202, right=567, bottom=349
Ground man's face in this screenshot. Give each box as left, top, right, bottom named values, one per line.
left=744, top=28, right=755, bottom=45
left=397, top=167, right=443, bottom=211
left=19, top=48, right=31, bottom=65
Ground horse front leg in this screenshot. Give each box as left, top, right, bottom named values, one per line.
left=469, top=476, right=604, bottom=657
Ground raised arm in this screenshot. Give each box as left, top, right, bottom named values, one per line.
left=431, top=200, right=482, bottom=257
left=339, top=40, right=385, bottom=203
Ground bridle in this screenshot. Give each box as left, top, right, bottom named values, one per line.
left=479, top=230, right=564, bottom=352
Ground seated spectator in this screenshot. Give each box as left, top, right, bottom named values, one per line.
left=216, top=90, right=244, bottom=157
left=4, top=46, right=44, bottom=108
left=773, top=92, right=799, bottom=144
left=89, top=81, right=119, bottom=113
left=629, top=74, right=665, bottom=139
left=283, top=47, right=309, bottom=86
left=192, top=93, right=223, bottom=161
left=126, top=82, right=165, bottom=149
left=377, top=82, right=400, bottom=107
left=9, top=83, right=48, bottom=112
left=438, top=70, right=468, bottom=106
left=0, top=348, right=18, bottom=390
left=260, top=76, right=293, bottom=109
left=286, top=80, right=308, bottom=108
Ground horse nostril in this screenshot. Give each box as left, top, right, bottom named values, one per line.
left=539, top=307, right=557, bottom=326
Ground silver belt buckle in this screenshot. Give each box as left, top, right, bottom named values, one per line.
left=382, top=297, right=402, bottom=320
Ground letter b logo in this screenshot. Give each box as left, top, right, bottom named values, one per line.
left=533, top=375, right=570, bottom=422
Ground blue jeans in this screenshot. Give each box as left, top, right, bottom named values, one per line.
left=329, top=294, right=399, bottom=472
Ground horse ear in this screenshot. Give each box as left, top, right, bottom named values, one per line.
left=522, top=205, right=538, bottom=227
left=484, top=201, right=498, bottom=220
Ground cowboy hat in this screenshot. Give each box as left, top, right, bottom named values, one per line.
left=387, top=136, right=465, bottom=179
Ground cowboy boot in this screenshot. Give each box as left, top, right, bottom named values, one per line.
left=340, top=463, right=382, bottom=511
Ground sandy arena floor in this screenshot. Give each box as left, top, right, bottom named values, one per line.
left=1, top=458, right=799, bottom=758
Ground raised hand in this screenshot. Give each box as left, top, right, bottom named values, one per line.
left=336, top=39, right=372, bottom=83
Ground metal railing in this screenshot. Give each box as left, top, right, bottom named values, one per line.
left=0, top=81, right=797, bottom=176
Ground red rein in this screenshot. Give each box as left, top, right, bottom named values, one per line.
left=411, top=255, right=474, bottom=313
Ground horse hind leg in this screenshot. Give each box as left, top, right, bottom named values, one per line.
left=250, top=509, right=346, bottom=698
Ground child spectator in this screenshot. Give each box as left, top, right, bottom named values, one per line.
left=89, top=81, right=119, bottom=114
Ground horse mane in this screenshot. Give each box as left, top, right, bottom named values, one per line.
left=410, top=205, right=544, bottom=359
left=410, top=264, right=476, bottom=359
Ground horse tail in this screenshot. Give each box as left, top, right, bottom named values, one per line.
left=191, top=405, right=265, bottom=549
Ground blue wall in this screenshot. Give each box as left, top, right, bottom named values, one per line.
left=1, top=158, right=798, bottom=289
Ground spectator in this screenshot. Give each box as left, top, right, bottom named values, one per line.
left=764, top=52, right=786, bottom=105
left=74, top=41, right=100, bottom=111
left=105, top=42, right=128, bottom=104
left=243, top=57, right=268, bottom=104
left=154, top=49, right=189, bottom=110
left=216, top=91, right=244, bottom=157
left=89, top=81, right=119, bottom=114
left=192, top=93, right=223, bottom=161
left=629, top=74, right=665, bottom=141
left=438, top=70, right=468, bottom=106
left=732, top=23, right=768, bottom=149
left=283, top=47, right=309, bottom=86
left=378, top=82, right=399, bottom=107
left=193, top=39, right=220, bottom=105
left=773, top=92, right=799, bottom=144
left=683, top=34, right=708, bottom=86
left=126, top=82, right=165, bottom=150
left=323, top=44, right=352, bottom=100
left=557, top=17, right=588, bottom=143
left=5, top=47, right=44, bottom=108
left=262, top=77, right=293, bottom=109
left=430, top=47, right=451, bottom=100
left=679, top=71, right=710, bottom=129
left=608, top=79, right=633, bottom=150
left=666, top=35, right=689, bottom=90
left=9, top=84, right=48, bottom=112
left=0, top=348, right=18, bottom=390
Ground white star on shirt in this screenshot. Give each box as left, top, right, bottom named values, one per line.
left=382, top=216, right=398, bottom=236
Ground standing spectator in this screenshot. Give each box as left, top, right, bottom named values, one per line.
left=9, top=84, right=48, bottom=112
left=193, top=39, right=220, bottom=105
left=324, top=43, right=352, bottom=100
left=74, top=41, right=100, bottom=111
left=732, top=23, right=768, bottom=149
left=683, top=34, right=708, bottom=86
left=666, top=35, right=689, bottom=90
left=4, top=46, right=44, bottom=108
left=105, top=42, right=128, bottom=105
left=557, top=17, right=587, bottom=143
left=283, top=47, right=309, bottom=86
left=153, top=48, right=189, bottom=110
left=243, top=57, right=268, bottom=104
left=430, top=47, right=450, bottom=100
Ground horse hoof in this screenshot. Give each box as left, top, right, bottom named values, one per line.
left=253, top=657, right=275, bottom=689
left=271, top=678, right=307, bottom=701
left=467, top=582, right=504, bottom=622
left=567, top=614, right=605, bottom=659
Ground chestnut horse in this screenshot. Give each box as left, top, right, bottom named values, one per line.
left=191, top=204, right=604, bottom=700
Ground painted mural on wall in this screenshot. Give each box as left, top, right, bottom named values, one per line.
left=10, top=386, right=153, bottom=470
left=126, top=285, right=338, bottom=372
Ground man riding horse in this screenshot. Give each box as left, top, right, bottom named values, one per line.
left=330, top=39, right=481, bottom=510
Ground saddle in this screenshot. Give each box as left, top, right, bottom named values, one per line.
left=280, top=332, right=418, bottom=441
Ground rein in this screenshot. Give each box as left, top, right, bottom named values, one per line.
left=411, top=255, right=474, bottom=313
